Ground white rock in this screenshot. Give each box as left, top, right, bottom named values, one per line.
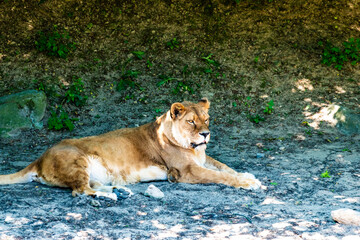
left=331, top=208, right=360, bottom=226
left=343, top=236, right=360, bottom=240
left=144, top=184, right=164, bottom=199
left=90, top=200, right=101, bottom=207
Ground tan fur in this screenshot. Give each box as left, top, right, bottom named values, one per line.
left=0, top=98, right=261, bottom=200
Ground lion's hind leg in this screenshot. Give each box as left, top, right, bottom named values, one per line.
left=72, top=184, right=118, bottom=201
left=38, top=147, right=118, bottom=200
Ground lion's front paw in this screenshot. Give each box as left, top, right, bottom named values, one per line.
left=246, top=178, right=261, bottom=190
left=95, top=192, right=118, bottom=201
left=236, top=173, right=261, bottom=190
left=238, top=172, right=256, bottom=180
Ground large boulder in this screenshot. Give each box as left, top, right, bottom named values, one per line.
left=0, top=90, right=47, bottom=137
left=334, top=106, right=360, bottom=135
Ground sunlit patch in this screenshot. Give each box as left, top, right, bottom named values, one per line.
left=191, top=215, right=202, bottom=220
left=76, top=229, right=97, bottom=238
left=59, top=76, right=70, bottom=86
left=137, top=211, right=147, bottom=216
left=305, top=104, right=341, bottom=129
left=152, top=220, right=167, bottom=230
left=294, top=134, right=306, bottom=141
left=335, top=86, right=346, bottom=94
left=351, top=24, right=360, bottom=31
left=296, top=78, right=314, bottom=91
left=208, top=223, right=251, bottom=238
left=66, top=213, right=82, bottom=220
left=261, top=197, right=285, bottom=205
left=27, top=20, right=34, bottom=30
left=153, top=207, right=161, bottom=213
left=340, top=197, right=359, bottom=203
left=23, top=53, right=31, bottom=60
left=4, top=216, right=30, bottom=225
left=272, top=221, right=292, bottom=229
left=258, top=229, right=272, bottom=238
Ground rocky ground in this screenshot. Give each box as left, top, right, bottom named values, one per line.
left=1, top=0, right=360, bottom=239
left=0, top=95, right=360, bottom=239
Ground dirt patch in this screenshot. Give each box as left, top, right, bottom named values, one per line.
left=1, top=0, right=360, bottom=239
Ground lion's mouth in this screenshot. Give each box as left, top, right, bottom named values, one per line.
left=191, top=141, right=207, bottom=148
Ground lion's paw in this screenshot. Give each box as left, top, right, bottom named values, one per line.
left=95, top=192, right=118, bottom=201
left=237, top=173, right=261, bottom=190
left=239, top=172, right=256, bottom=180
left=247, top=178, right=261, bottom=190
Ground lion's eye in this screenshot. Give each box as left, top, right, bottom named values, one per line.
left=187, top=120, right=195, bottom=125
left=205, top=119, right=209, bottom=124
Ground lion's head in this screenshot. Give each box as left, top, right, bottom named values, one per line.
left=162, top=98, right=211, bottom=150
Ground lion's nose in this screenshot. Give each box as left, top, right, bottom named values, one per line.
left=199, top=131, right=210, bottom=139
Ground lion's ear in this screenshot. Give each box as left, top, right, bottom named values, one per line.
left=170, top=102, right=186, bottom=119
left=198, top=97, right=210, bottom=110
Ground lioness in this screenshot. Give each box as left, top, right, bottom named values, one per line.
left=0, top=98, right=260, bottom=200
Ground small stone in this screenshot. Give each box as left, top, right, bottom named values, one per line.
left=279, top=147, right=285, bottom=151
left=256, top=153, right=265, bottom=158
left=331, top=208, right=360, bottom=226
left=144, top=184, right=164, bottom=199
left=90, top=200, right=101, bottom=207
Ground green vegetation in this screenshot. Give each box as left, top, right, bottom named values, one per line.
left=65, top=77, right=88, bottom=107
left=156, top=75, right=177, bottom=87
left=201, top=53, right=220, bottom=74
left=166, top=38, right=180, bottom=50
left=35, top=25, right=76, bottom=59
left=343, top=38, right=360, bottom=65
left=37, top=77, right=88, bottom=131
left=154, top=108, right=163, bottom=113
left=157, top=75, right=195, bottom=95
left=32, top=79, right=60, bottom=99
left=115, top=67, right=146, bottom=102
left=305, top=129, right=313, bottom=136
left=264, top=100, right=274, bottom=114
left=249, top=114, right=265, bottom=124
left=319, top=38, right=360, bottom=70
left=132, top=51, right=145, bottom=60
left=114, top=55, right=148, bottom=102
left=146, top=60, right=153, bottom=69
left=48, top=106, right=78, bottom=131
left=240, top=97, right=275, bottom=124
left=172, top=81, right=195, bottom=95
left=320, top=170, right=331, bottom=178
left=116, top=70, right=140, bottom=92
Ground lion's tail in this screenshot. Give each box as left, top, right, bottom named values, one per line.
left=0, top=161, right=38, bottom=185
